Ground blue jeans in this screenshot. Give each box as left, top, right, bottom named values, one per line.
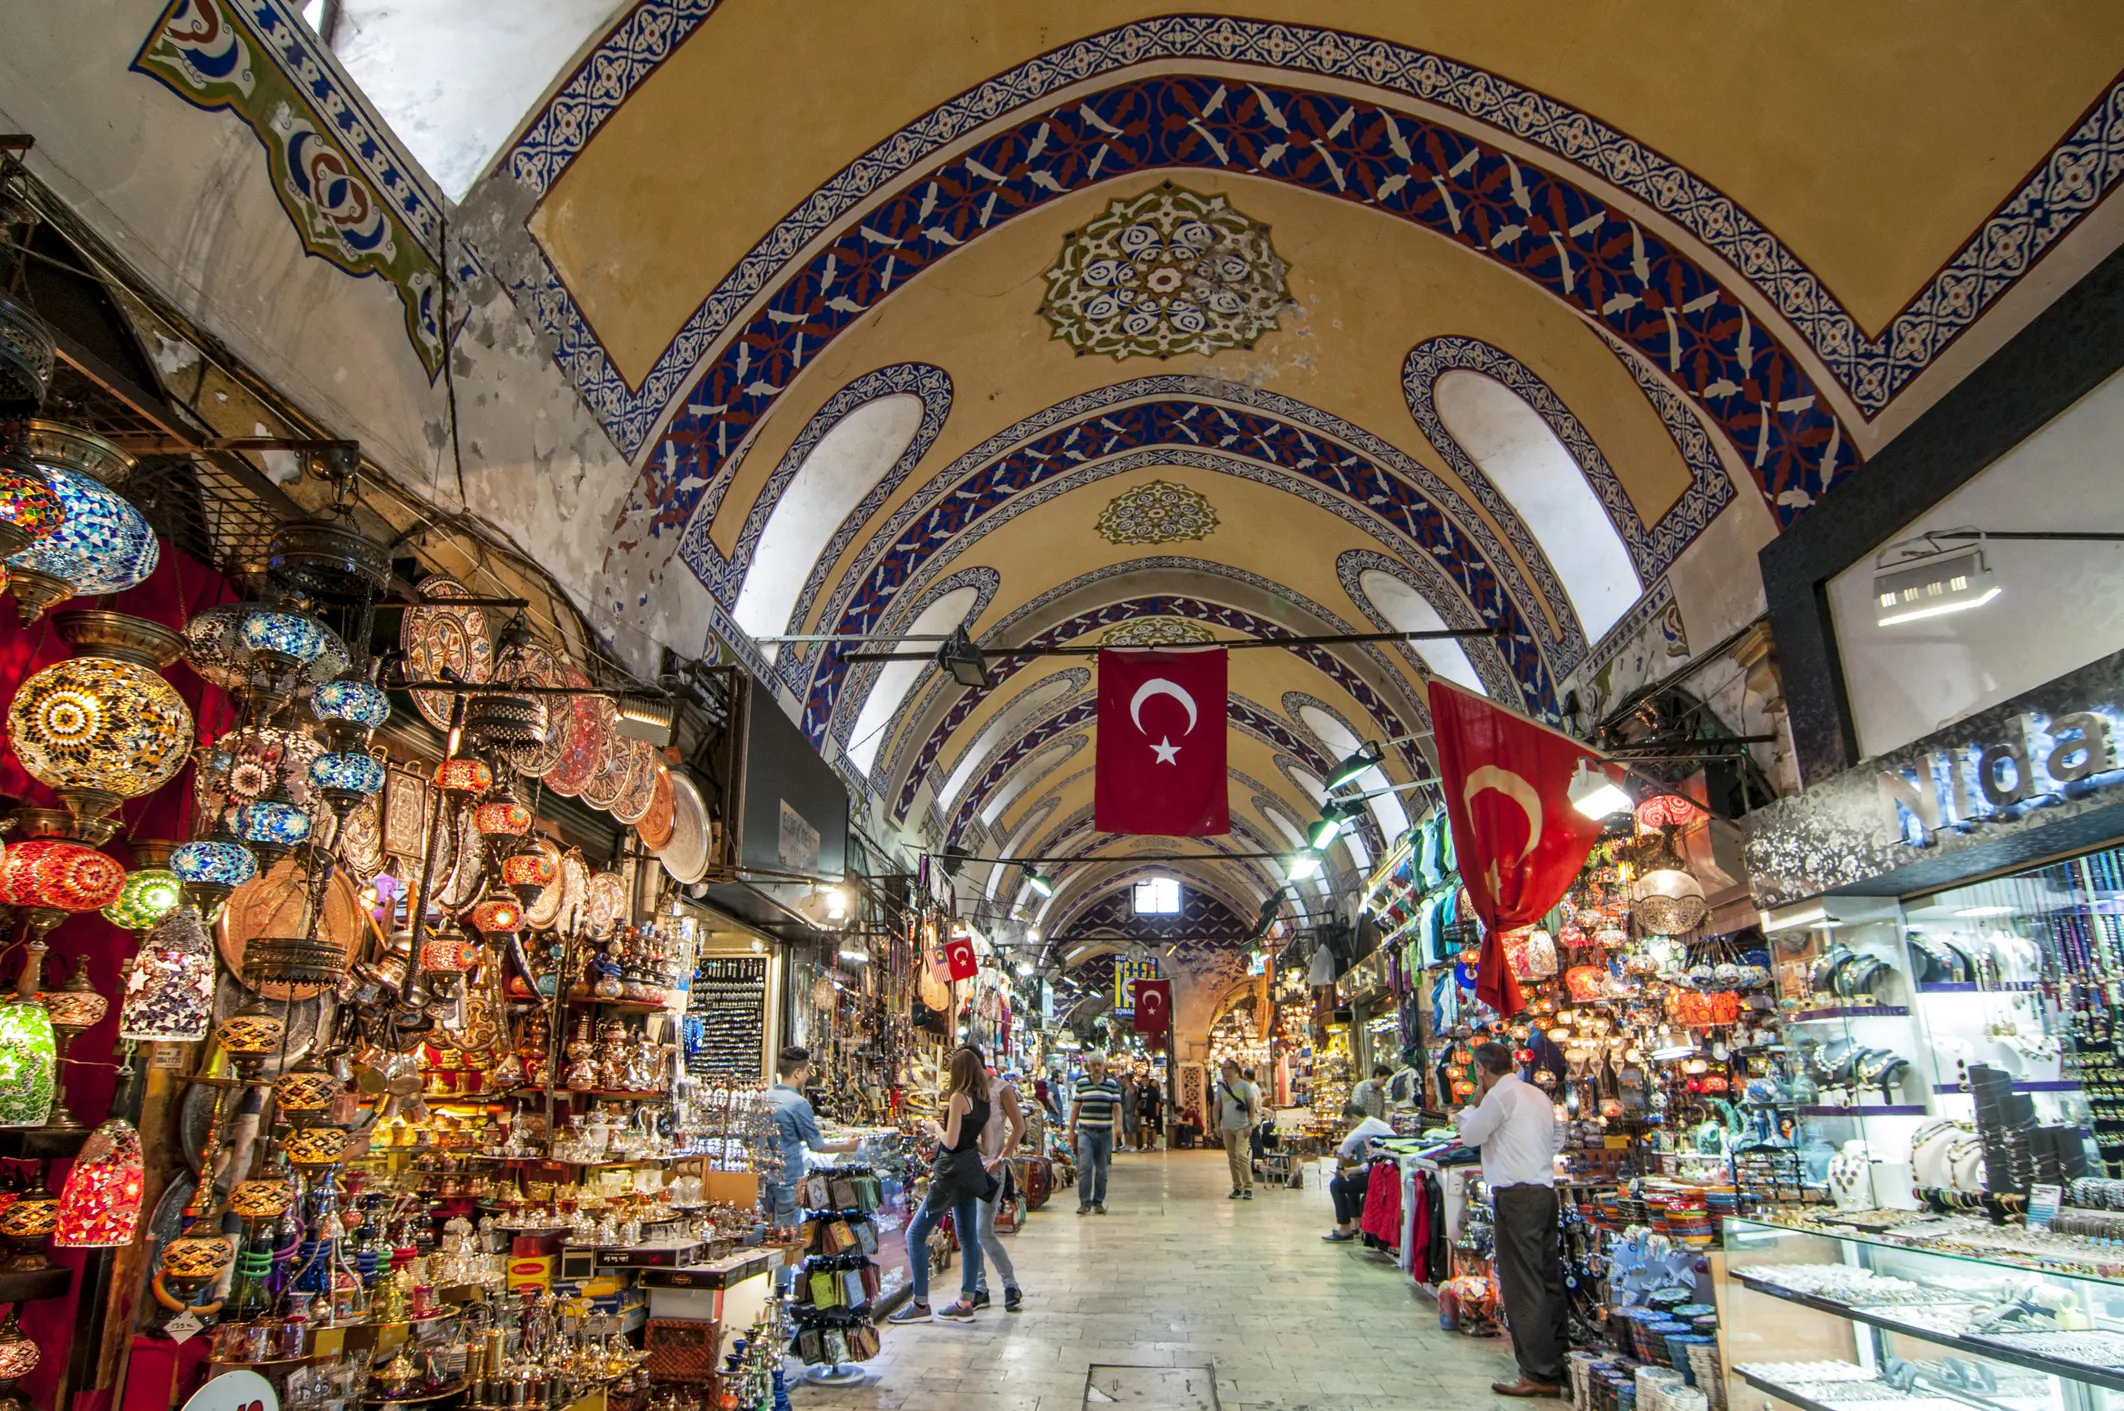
left=905, top=1187, right=983, bottom=1304
left=1077, top=1128, right=1113, bottom=1206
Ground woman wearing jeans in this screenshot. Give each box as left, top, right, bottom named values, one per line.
left=890, top=1046, right=992, bottom=1322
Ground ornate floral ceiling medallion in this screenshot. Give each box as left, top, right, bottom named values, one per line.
left=1041, top=185, right=1291, bottom=361
left=1101, top=618, right=1218, bottom=648
left=1096, top=480, right=1219, bottom=545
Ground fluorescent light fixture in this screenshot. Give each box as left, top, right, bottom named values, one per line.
left=1955, top=905, right=2015, bottom=919
left=614, top=691, right=677, bottom=746
left=837, top=949, right=869, bottom=964
left=1651, top=1043, right=1697, bottom=1062
left=1026, top=927, right=1040, bottom=943
left=1307, top=806, right=1351, bottom=848
left=1760, top=902, right=1835, bottom=934
left=1567, top=760, right=1631, bottom=819
left=1015, top=962, right=1035, bottom=977
left=1325, top=741, right=1384, bottom=791
left=1288, top=850, right=1324, bottom=881
left=935, top=626, right=992, bottom=688
left=1024, top=866, right=1055, bottom=899
left=824, top=886, right=849, bottom=921
left=1874, top=538, right=2000, bottom=627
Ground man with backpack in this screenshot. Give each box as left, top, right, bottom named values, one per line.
left=1215, top=1058, right=1262, bottom=1199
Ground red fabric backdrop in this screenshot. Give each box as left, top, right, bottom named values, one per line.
left=0, top=544, right=235, bottom=1406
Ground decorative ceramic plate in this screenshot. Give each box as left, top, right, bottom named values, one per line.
left=543, top=661, right=606, bottom=797
left=609, top=742, right=659, bottom=824
left=633, top=766, right=675, bottom=851
left=382, top=767, right=429, bottom=858
left=658, top=772, right=710, bottom=884
left=521, top=837, right=567, bottom=930
left=498, top=641, right=569, bottom=778
left=217, top=859, right=364, bottom=1001
left=401, top=575, right=494, bottom=730
left=580, top=727, right=630, bottom=811
left=557, top=853, right=590, bottom=933
left=337, top=791, right=387, bottom=878
left=585, top=871, right=626, bottom=932
left=437, top=808, right=486, bottom=910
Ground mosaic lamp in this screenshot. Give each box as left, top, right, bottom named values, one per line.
left=433, top=757, right=493, bottom=794
left=0, top=942, right=56, bottom=1128
left=5, top=423, right=155, bottom=624
left=308, top=675, right=391, bottom=751
left=501, top=845, right=557, bottom=905
left=116, top=905, right=216, bottom=1044
left=36, top=952, right=107, bottom=1131
left=184, top=601, right=349, bottom=703
left=102, top=864, right=183, bottom=934
left=472, top=797, right=532, bottom=839
left=233, top=792, right=312, bottom=865
left=0, top=836, right=127, bottom=943
left=169, top=832, right=258, bottom=915
left=8, top=611, right=193, bottom=828
left=217, top=996, right=286, bottom=1083
left=53, top=1114, right=144, bottom=1248
left=0, top=436, right=63, bottom=563
left=310, top=749, right=386, bottom=809
left=469, top=897, right=523, bottom=935
left=0, top=1176, right=57, bottom=1268
left=0, top=1305, right=36, bottom=1411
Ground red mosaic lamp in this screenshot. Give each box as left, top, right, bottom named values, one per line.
left=53, top=1109, right=144, bottom=1248
left=433, top=758, right=493, bottom=793
left=472, top=798, right=532, bottom=838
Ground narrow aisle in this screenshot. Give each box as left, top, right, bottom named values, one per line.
left=795, top=1147, right=1520, bottom=1410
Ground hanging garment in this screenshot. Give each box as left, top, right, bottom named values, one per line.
left=1410, top=1169, right=1435, bottom=1281
left=1360, top=1156, right=1404, bottom=1247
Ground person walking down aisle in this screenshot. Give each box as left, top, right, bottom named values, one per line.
left=1216, top=1058, right=1262, bottom=1199
left=889, top=1046, right=993, bottom=1323
left=1069, top=1055, right=1122, bottom=1214
left=1322, top=1104, right=1395, bottom=1242
left=1117, top=1070, right=1139, bottom=1151
left=1135, top=1076, right=1162, bottom=1150
left=972, top=1062, right=1028, bottom=1312
left=1456, top=1041, right=1567, bottom=1396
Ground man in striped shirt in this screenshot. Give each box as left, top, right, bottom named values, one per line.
left=1068, top=1055, right=1123, bottom=1215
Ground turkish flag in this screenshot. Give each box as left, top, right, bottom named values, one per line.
left=1427, top=680, right=1615, bottom=1018
left=944, top=934, right=978, bottom=980
left=1131, top=978, right=1172, bottom=1032
left=1095, top=649, right=1228, bottom=835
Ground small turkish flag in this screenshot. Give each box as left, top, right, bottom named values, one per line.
left=1095, top=649, right=1228, bottom=835
left=1131, top=978, right=1172, bottom=1032
left=1428, top=680, right=1614, bottom=1018
left=944, top=935, right=978, bottom=980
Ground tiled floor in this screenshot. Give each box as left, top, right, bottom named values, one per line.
left=791, top=1147, right=1522, bottom=1410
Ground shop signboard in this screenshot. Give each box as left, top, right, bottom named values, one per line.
left=1745, top=645, right=2124, bottom=908
left=1113, top=958, right=1157, bottom=1016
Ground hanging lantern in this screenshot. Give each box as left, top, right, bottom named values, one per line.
left=169, top=834, right=258, bottom=914
left=52, top=1117, right=144, bottom=1248
left=116, top=906, right=216, bottom=1043
left=1633, top=824, right=1709, bottom=935
left=472, top=798, right=531, bottom=838
left=469, top=897, right=522, bottom=935
left=419, top=933, right=479, bottom=971
left=0, top=1304, right=37, bottom=1411
left=501, top=846, right=557, bottom=905
left=37, top=953, right=106, bottom=1131
left=433, top=758, right=493, bottom=793
left=273, top=1058, right=342, bottom=1120
left=233, top=794, right=312, bottom=862
left=8, top=611, right=192, bottom=827
left=102, top=866, right=183, bottom=933
left=281, top=1124, right=351, bottom=1169
left=0, top=942, right=56, bottom=1128
left=308, top=676, right=391, bottom=752
left=184, top=602, right=349, bottom=700
left=0, top=437, right=63, bottom=563
left=310, top=750, right=386, bottom=809
left=0, top=838, right=126, bottom=942
left=5, top=424, right=154, bottom=624
left=217, top=996, right=286, bottom=1081
left=0, top=296, right=57, bottom=417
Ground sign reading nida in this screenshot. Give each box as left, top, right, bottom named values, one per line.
left=1877, top=711, right=2121, bottom=846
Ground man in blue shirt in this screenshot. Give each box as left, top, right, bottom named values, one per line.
left=766, top=1045, right=857, bottom=1228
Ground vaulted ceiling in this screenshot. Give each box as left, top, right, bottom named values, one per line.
left=432, top=1, right=2124, bottom=959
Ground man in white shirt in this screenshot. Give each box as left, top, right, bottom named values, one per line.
left=1454, top=1040, right=1566, bottom=1398
left=1321, top=1104, right=1394, bottom=1242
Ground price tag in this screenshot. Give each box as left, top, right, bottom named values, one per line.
left=164, top=1310, right=203, bottom=1344
left=2029, top=1183, right=2062, bottom=1229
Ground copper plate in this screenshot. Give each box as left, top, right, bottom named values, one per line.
left=658, top=773, right=710, bottom=885
left=521, top=837, right=567, bottom=930
left=633, top=766, right=675, bottom=851
left=218, top=860, right=364, bottom=1001
left=609, top=741, right=658, bottom=824
left=543, top=661, right=607, bottom=797
left=400, top=575, right=494, bottom=730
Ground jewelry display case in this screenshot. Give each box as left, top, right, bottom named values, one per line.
left=1719, top=1215, right=2124, bottom=1411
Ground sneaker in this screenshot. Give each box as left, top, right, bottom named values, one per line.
left=1228, top=1189, right=1242, bottom=1199
left=1004, top=1286, right=1023, bottom=1312
left=1093, top=1203, right=1107, bottom=1215
left=971, top=1289, right=990, bottom=1309
left=936, top=1300, right=977, bottom=1321
left=887, top=1301, right=931, bottom=1324
left=1077, top=1204, right=1090, bottom=1215
left=1243, top=1189, right=1254, bottom=1199
left=1322, top=1230, right=1356, bottom=1242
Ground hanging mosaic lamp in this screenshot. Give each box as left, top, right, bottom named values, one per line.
left=102, top=865, right=183, bottom=933
left=433, top=757, right=493, bottom=793
left=116, top=905, right=216, bottom=1043
left=0, top=942, right=57, bottom=1128
left=309, top=675, right=390, bottom=748
left=0, top=1304, right=37, bottom=1411
left=1632, top=824, right=1709, bottom=935
left=53, top=1115, right=144, bottom=1247
left=501, top=844, right=557, bottom=905
left=184, top=600, right=348, bottom=700
left=169, top=832, right=258, bottom=915
left=9, top=611, right=193, bottom=828
left=37, top=952, right=107, bottom=1131
left=0, top=835, right=127, bottom=941
left=5, top=422, right=154, bottom=624
left=233, top=790, right=312, bottom=864
left=0, top=436, right=63, bottom=563
left=472, top=797, right=532, bottom=839
left=217, top=995, right=286, bottom=1082
left=273, top=1055, right=343, bottom=1121
left=310, top=749, right=386, bottom=809
left=469, top=897, right=523, bottom=935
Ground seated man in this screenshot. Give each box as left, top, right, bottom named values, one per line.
left=1322, top=1103, right=1395, bottom=1242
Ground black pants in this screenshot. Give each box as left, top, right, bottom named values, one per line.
left=1329, top=1167, right=1372, bottom=1225
left=1491, top=1184, right=1566, bottom=1385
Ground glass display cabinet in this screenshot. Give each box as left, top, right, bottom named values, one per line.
left=1720, top=1216, right=2124, bottom=1411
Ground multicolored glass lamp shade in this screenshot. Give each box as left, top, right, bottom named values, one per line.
left=235, top=609, right=329, bottom=665
left=9, top=613, right=194, bottom=824
left=472, top=799, right=532, bottom=837
left=0, top=443, right=63, bottom=563
left=0, top=1305, right=38, bottom=1401
left=310, top=750, right=386, bottom=809
left=233, top=796, right=311, bottom=860
left=168, top=835, right=258, bottom=915
left=0, top=838, right=127, bottom=934
left=501, top=847, right=557, bottom=904
left=183, top=602, right=349, bottom=694
left=273, top=1059, right=342, bottom=1119
left=0, top=1179, right=57, bottom=1270
left=0, top=999, right=56, bottom=1128
left=37, top=952, right=107, bottom=1130
left=433, top=758, right=493, bottom=793
left=469, top=898, right=523, bottom=934
left=217, top=997, right=286, bottom=1081
left=116, top=906, right=216, bottom=1043
left=5, top=459, right=157, bottom=624
left=308, top=677, right=391, bottom=755
left=102, top=866, right=183, bottom=932
left=53, top=1116, right=143, bottom=1247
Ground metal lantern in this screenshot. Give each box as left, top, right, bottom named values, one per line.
left=36, top=953, right=106, bottom=1130
left=0, top=295, right=57, bottom=416
left=5, top=425, right=153, bottom=624
left=52, top=1117, right=143, bottom=1248
left=8, top=611, right=192, bottom=826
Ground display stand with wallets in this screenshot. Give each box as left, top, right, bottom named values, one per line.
left=789, top=1162, right=888, bottom=1379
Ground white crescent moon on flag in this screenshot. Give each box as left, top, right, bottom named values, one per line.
left=1128, top=678, right=1198, bottom=736
left=1463, top=764, right=1543, bottom=865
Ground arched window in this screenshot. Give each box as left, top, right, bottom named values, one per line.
left=1356, top=570, right=1485, bottom=693
left=844, top=585, right=980, bottom=775
left=1433, top=371, right=1640, bottom=643
left=733, top=395, right=926, bottom=643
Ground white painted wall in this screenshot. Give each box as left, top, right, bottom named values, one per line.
left=1435, top=370, right=1640, bottom=644
left=1356, top=569, right=1485, bottom=692
left=1827, top=365, right=2124, bottom=758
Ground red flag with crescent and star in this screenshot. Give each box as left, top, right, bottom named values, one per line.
left=943, top=933, right=979, bottom=980
left=1427, top=680, right=1615, bottom=1018
left=1095, top=649, right=1228, bottom=835
left=1131, top=978, right=1172, bottom=1033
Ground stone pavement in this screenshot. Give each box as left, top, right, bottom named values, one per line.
left=790, top=1146, right=1524, bottom=1410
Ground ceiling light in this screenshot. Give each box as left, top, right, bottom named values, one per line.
left=1874, top=535, right=2000, bottom=626
left=1015, top=962, right=1035, bottom=977
left=1026, top=927, right=1040, bottom=943
left=935, top=626, right=991, bottom=688
left=1955, top=905, right=2015, bottom=919
left=1760, top=902, right=1834, bottom=934
left=1325, top=741, right=1384, bottom=791
left=837, top=949, right=868, bottom=964
left=1024, top=866, right=1055, bottom=899
left=1288, top=850, right=1324, bottom=882
left=1307, top=806, right=1351, bottom=848
left=614, top=691, right=677, bottom=746
left=1567, top=760, right=1631, bottom=819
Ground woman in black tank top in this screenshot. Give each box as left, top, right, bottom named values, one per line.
left=889, top=1045, right=996, bottom=1323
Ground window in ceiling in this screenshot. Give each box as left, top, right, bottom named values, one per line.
left=1433, top=370, right=1641, bottom=644
left=734, top=393, right=926, bottom=648
left=843, top=585, right=981, bottom=776
left=1133, top=877, right=1181, bottom=915
left=1354, top=569, right=1486, bottom=694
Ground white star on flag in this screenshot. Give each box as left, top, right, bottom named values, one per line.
left=1150, top=737, right=1181, bottom=764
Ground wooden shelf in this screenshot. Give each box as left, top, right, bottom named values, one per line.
left=0, top=1266, right=70, bottom=1303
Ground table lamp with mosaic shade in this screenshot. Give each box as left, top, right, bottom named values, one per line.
left=34, top=952, right=105, bottom=1131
